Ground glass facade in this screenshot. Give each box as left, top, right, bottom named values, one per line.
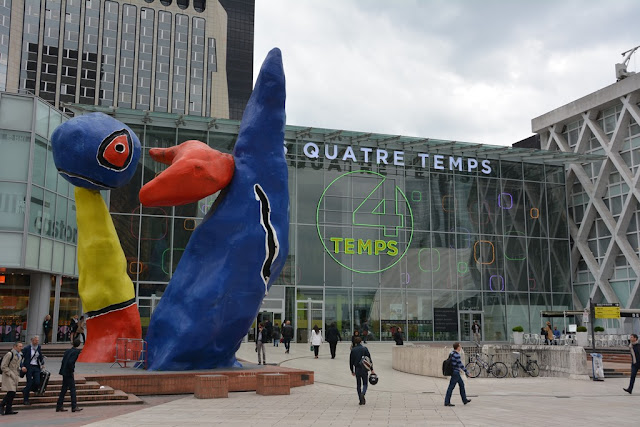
left=0, top=93, right=79, bottom=342
left=94, top=109, right=574, bottom=342
left=118, top=3, right=136, bottom=108
left=172, top=14, right=188, bottom=114
left=99, top=0, right=119, bottom=106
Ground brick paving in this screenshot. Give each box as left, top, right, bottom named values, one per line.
left=2, top=342, right=638, bottom=426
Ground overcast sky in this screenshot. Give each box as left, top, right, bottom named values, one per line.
left=254, top=0, right=640, bottom=146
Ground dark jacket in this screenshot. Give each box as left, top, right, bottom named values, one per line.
left=393, top=331, right=404, bottom=345
left=43, top=319, right=51, bottom=331
left=631, top=342, right=640, bottom=368
left=256, top=328, right=268, bottom=343
left=281, top=324, right=294, bottom=339
left=272, top=325, right=281, bottom=339
left=21, top=345, right=44, bottom=369
left=59, top=347, right=81, bottom=377
left=349, top=344, right=372, bottom=374
left=326, top=326, right=341, bottom=343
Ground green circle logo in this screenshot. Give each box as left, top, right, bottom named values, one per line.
left=316, top=170, right=414, bottom=274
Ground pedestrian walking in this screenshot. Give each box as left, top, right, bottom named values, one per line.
left=310, top=325, right=323, bottom=358
left=444, top=342, right=472, bottom=407
left=362, top=321, right=369, bottom=343
left=623, top=333, right=640, bottom=394
left=272, top=322, right=281, bottom=347
left=69, top=315, right=79, bottom=342
left=349, top=336, right=374, bottom=405
left=76, top=316, right=86, bottom=344
left=472, top=320, right=481, bottom=345
left=326, top=323, right=342, bottom=359
left=256, top=323, right=267, bottom=365
left=282, top=320, right=293, bottom=354
left=393, top=327, right=404, bottom=345
left=0, top=341, right=23, bottom=416
left=351, top=330, right=360, bottom=348
left=264, top=319, right=273, bottom=343
left=56, top=339, right=82, bottom=412
left=42, top=315, right=52, bottom=345
left=21, top=335, right=44, bottom=405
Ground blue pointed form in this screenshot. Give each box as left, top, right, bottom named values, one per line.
left=146, top=48, right=289, bottom=370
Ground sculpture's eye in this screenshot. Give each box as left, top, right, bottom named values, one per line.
left=97, top=130, right=133, bottom=171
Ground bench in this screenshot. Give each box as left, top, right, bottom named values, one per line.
left=256, top=373, right=290, bottom=396
left=194, top=374, right=229, bottom=399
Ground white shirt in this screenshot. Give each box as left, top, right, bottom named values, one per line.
left=30, top=346, right=39, bottom=366
left=310, top=330, right=323, bottom=346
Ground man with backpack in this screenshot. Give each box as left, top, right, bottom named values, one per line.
left=444, top=342, right=471, bottom=407
left=349, top=337, right=374, bottom=405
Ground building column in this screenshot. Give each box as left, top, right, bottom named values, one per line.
left=52, top=275, right=62, bottom=343
left=26, top=273, right=52, bottom=341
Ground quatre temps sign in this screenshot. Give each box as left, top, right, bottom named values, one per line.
left=316, top=170, right=414, bottom=274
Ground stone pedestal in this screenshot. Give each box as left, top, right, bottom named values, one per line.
left=256, top=373, right=290, bottom=395
left=194, top=375, right=229, bottom=399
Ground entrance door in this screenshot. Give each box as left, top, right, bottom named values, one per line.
left=459, top=311, right=483, bottom=343
left=296, top=299, right=324, bottom=343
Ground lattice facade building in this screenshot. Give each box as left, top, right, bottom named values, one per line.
left=532, top=73, right=640, bottom=329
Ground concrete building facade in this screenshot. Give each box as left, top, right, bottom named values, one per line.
left=532, top=73, right=640, bottom=331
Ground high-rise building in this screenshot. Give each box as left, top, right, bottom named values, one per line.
left=0, top=0, right=254, bottom=119
left=533, top=72, right=640, bottom=332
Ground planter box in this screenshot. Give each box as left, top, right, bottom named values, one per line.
left=513, top=332, right=524, bottom=345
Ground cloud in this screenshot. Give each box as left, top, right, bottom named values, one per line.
left=255, top=0, right=640, bottom=146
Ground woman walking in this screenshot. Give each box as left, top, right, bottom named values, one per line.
left=310, top=325, right=323, bottom=359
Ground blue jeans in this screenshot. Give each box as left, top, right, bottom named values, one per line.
left=23, top=365, right=41, bottom=402
left=356, top=371, right=368, bottom=397
left=628, top=364, right=639, bottom=392
left=444, top=370, right=467, bottom=405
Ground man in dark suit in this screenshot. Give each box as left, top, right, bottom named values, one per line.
left=56, top=339, right=82, bottom=412
left=325, top=323, right=342, bottom=359
left=21, top=335, right=44, bottom=405
left=349, top=337, right=374, bottom=405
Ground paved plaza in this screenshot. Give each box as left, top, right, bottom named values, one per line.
left=3, top=342, right=638, bottom=426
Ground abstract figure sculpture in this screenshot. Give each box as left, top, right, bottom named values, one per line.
left=144, top=48, right=289, bottom=370
left=51, top=113, right=143, bottom=362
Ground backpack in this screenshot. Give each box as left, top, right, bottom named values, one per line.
left=360, top=355, right=373, bottom=371
left=442, top=353, right=454, bottom=376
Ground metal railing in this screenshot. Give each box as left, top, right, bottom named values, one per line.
left=111, top=338, right=147, bottom=369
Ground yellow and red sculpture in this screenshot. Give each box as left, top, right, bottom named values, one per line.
left=51, top=113, right=143, bottom=362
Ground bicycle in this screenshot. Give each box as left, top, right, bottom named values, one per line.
left=465, top=352, right=508, bottom=378
left=511, top=352, right=540, bottom=377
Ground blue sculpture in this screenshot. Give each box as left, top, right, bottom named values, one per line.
left=51, top=113, right=141, bottom=190
left=144, top=48, right=289, bottom=370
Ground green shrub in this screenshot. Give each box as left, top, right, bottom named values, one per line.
left=594, top=326, right=605, bottom=332
left=512, top=326, right=524, bottom=332
left=577, top=326, right=588, bottom=332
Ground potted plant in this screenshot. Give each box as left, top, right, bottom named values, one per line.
left=576, top=325, right=588, bottom=346
left=594, top=326, right=605, bottom=332
left=512, top=326, right=524, bottom=345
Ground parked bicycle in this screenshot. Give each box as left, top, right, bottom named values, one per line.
left=465, top=352, right=508, bottom=378
left=511, top=351, right=540, bottom=377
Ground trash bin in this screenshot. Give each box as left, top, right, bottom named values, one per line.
left=590, top=353, right=604, bottom=381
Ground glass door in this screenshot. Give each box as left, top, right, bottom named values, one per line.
left=296, top=298, right=324, bottom=343
left=459, top=311, right=483, bottom=343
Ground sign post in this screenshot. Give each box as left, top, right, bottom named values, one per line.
left=594, top=303, right=621, bottom=319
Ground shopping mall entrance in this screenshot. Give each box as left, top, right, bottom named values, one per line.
left=459, top=311, right=483, bottom=342
left=296, top=298, right=324, bottom=343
